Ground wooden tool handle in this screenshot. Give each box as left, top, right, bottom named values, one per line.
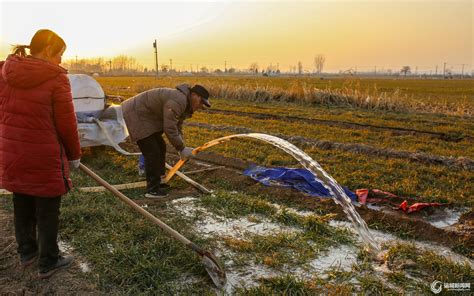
left=79, top=163, right=194, bottom=248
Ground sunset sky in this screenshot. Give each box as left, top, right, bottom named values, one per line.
left=0, top=0, right=472, bottom=73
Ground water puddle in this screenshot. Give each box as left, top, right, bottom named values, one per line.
left=364, top=202, right=467, bottom=229
left=422, top=207, right=468, bottom=229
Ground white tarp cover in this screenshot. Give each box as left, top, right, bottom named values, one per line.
left=77, top=105, right=129, bottom=148
left=67, top=74, right=105, bottom=116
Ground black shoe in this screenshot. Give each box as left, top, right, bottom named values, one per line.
left=21, top=251, right=38, bottom=267
left=145, top=190, right=168, bottom=198
left=38, top=255, right=74, bottom=279
left=160, top=183, right=171, bottom=190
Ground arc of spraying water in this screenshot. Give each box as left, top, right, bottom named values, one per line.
left=170, top=133, right=380, bottom=251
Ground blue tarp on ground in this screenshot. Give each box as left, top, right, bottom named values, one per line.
left=243, top=165, right=357, bottom=201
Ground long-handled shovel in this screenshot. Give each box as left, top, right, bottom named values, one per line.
left=79, top=163, right=227, bottom=288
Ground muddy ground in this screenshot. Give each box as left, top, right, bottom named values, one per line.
left=0, top=205, right=100, bottom=295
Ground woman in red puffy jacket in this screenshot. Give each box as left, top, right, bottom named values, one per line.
left=0, top=29, right=81, bottom=279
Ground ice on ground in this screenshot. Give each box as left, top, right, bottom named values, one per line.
left=171, top=197, right=300, bottom=239
left=329, top=220, right=474, bottom=268
left=106, top=243, right=115, bottom=254
left=269, top=202, right=314, bottom=216
left=58, top=240, right=73, bottom=253
left=170, top=196, right=473, bottom=294
left=59, top=240, right=94, bottom=274
left=223, top=263, right=279, bottom=295
left=79, top=262, right=91, bottom=273
left=309, top=244, right=358, bottom=273
left=423, top=207, right=468, bottom=229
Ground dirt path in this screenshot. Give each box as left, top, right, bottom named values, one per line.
left=0, top=204, right=101, bottom=295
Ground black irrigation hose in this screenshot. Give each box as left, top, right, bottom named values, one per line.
left=201, top=109, right=471, bottom=142
left=185, top=121, right=474, bottom=171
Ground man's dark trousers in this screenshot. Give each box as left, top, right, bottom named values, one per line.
left=13, top=193, right=61, bottom=269
left=137, top=132, right=167, bottom=192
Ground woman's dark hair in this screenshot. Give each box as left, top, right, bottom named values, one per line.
left=12, top=29, right=66, bottom=57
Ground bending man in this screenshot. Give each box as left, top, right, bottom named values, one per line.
left=121, top=84, right=210, bottom=198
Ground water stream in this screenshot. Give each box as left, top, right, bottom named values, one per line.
left=211, top=133, right=380, bottom=251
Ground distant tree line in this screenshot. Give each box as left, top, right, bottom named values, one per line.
left=62, top=55, right=144, bottom=74
left=62, top=55, right=469, bottom=78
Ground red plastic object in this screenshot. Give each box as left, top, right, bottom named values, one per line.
left=356, top=189, right=369, bottom=205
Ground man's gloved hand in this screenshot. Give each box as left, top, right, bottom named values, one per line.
left=69, top=159, right=81, bottom=169
left=179, top=147, right=194, bottom=161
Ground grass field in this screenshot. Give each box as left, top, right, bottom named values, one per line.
left=97, top=76, right=474, bottom=103
left=1, top=76, right=473, bottom=294
left=97, top=76, right=474, bottom=116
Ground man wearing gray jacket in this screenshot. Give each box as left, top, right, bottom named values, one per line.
left=121, top=84, right=210, bottom=198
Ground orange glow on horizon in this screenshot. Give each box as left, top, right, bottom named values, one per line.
left=1, top=1, right=472, bottom=73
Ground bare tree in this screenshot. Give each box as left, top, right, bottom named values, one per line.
left=314, top=54, right=326, bottom=74
left=266, top=64, right=278, bottom=73
left=160, top=64, right=169, bottom=72
left=298, top=61, right=303, bottom=75
left=249, top=63, right=259, bottom=74
left=400, top=66, right=411, bottom=76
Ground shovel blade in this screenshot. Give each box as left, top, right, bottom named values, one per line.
left=201, top=252, right=227, bottom=289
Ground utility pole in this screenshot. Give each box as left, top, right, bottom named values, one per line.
left=153, top=39, right=158, bottom=77
left=461, top=64, right=465, bottom=78
left=108, top=60, right=112, bottom=72
left=170, top=59, right=173, bottom=71
left=435, top=65, right=438, bottom=76
left=443, top=62, right=446, bottom=78
left=75, top=55, right=78, bottom=71
left=225, top=60, right=227, bottom=72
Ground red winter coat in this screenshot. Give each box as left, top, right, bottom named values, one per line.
left=0, top=55, right=81, bottom=197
